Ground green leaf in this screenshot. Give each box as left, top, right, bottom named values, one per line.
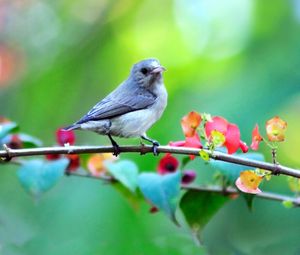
left=282, top=200, right=294, bottom=209
left=17, top=158, right=69, bottom=198
left=199, top=150, right=210, bottom=161
left=112, top=182, right=143, bottom=210
left=105, top=160, right=139, bottom=193
left=180, top=190, right=230, bottom=240
left=0, top=122, right=18, bottom=139
left=138, top=171, right=181, bottom=224
left=181, top=156, right=191, bottom=168
left=242, top=193, right=255, bottom=211
left=210, top=153, right=265, bottom=183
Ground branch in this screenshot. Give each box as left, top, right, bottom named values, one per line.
left=2, top=144, right=299, bottom=207
left=0, top=145, right=299, bottom=178
left=67, top=172, right=300, bottom=206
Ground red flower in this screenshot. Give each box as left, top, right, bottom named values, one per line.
left=149, top=206, right=159, bottom=214
left=56, top=128, right=75, bottom=146
left=251, top=124, right=263, bottom=150
left=46, top=154, right=61, bottom=160
left=169, top=133, right=203, bottom=160
left=181, top=111, right=202, bottom=137
left=157, top=153, right=179, bottom=175
left=66, top=154, right=80, bottom=172
left=205, top=116, right=248, bottom=154
left=181, top=170, right=197, bottom=184
left=6, top=134, right=23, bottom=149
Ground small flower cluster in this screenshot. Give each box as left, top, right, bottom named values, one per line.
left=250, top=116, right=288, bottom=150
left=236, top=116, right=288, bottom=194
left=170, top=112, right=248, bottom=158
left=46, top=128, right=116, bottom=175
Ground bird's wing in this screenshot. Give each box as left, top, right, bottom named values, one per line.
left=76, top=88, right=156, bottom=124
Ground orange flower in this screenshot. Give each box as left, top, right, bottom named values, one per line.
left=251, top=124, right=263, bottom=150
left=181, top=111, right=202, bottom=137
left=266, top=116, right=287, bottom=142
left=87, top=153, right=116, bottom=177
left=235, top=170, right=263, bottom=194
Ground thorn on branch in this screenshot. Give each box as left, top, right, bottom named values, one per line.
left=271, top=148, right=280, bottom=176
left=1, top=144, right=12, bottom=162
left=140, top=143, right=148, bottom=155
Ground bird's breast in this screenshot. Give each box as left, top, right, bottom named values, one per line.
left=109, top=83, right=168, bottom=138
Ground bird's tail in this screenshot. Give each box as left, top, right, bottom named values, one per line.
left=63, top=123, right=80, bottom=131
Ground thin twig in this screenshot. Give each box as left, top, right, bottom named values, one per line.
left=182, top=185, right=300, bottom=206
left=66, top=172, right=300, bottom=206
left=0, top=145, right=299, bottom=178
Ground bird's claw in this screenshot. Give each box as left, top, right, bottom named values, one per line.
left=152, top=141, right=160, bottom=156
left=112, top=144, right=121, bottom=157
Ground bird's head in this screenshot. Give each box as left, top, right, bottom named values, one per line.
left=131, top=58, right=166, bottom=88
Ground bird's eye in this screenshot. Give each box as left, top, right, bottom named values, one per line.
left=140, top=68, right=148, bottom=75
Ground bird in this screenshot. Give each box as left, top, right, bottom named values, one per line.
left=64, top=58, right=168, bottom=156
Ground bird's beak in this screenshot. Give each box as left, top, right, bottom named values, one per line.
left=150, top=66, right=166, bottom=74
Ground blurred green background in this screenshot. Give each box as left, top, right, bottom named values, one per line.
left=1, top=0, right=300, bottom=254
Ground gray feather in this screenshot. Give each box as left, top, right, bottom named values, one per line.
left=76, top=81, right=156, bottom=124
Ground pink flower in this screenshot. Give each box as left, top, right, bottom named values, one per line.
left=181, top=170, right=197, bottom=184
left=56, top=128, right=75, bottom=146
left=169, top=133, right=203, bottom=160
left=250, top=124, right=263, bottom=150
left=205, top=116, right=248, bottom=154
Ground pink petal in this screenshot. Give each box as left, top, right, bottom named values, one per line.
left=224, top=124, right=241, bottom=154
left=235, top=177, right=262, bottom=194
left=169, top=141, right=186, bottom=147
left=205, top=116, right=228, bottom=137
left=239, top=141, right=249, bottom=153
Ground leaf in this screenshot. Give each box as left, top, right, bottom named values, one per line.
left=105, top=160, right=139, bottom=193
left=2, top=133, right=42, bottom=148
left=282, top=200, right=294, bottom=209
left=138, top=171, right=181, bottom=224
left=210, top=152, right=265, bottom=183
left=18, top=133, right=43, bottom=148
left=180, top=190, right=230, bottom=240
left=0, top=122, right=18, bottom=139
left=199, top=150, right=210, bottom=161
left=17, top=158, right=69, bottom=198
left=181, top=156, right=191, bottom=168
left=112, top=182, right=143, bottom=211
left=242, top=193, right=255, bottom=211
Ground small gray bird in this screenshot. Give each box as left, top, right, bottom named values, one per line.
left=64, top=58, right=167, bottom=156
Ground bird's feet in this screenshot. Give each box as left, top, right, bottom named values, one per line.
left=112, top=143, right=121, bottom=157
left=108, top=134, right=121, bottom=157
left=152, top=140, right=160, bottom=156
left=140, top=135, right=160, bottom=156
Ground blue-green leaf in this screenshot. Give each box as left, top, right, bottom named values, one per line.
left=138, top=171, right=181, bottom=224
left=17, top=158, right=69, bottom=198
left=2, top=133, right=42, bottom=148
left=210, top=153, right=265, bottom=183
left=0, top=122, right=18, bottom=140
left=105, top=160, right=139, bottom=193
